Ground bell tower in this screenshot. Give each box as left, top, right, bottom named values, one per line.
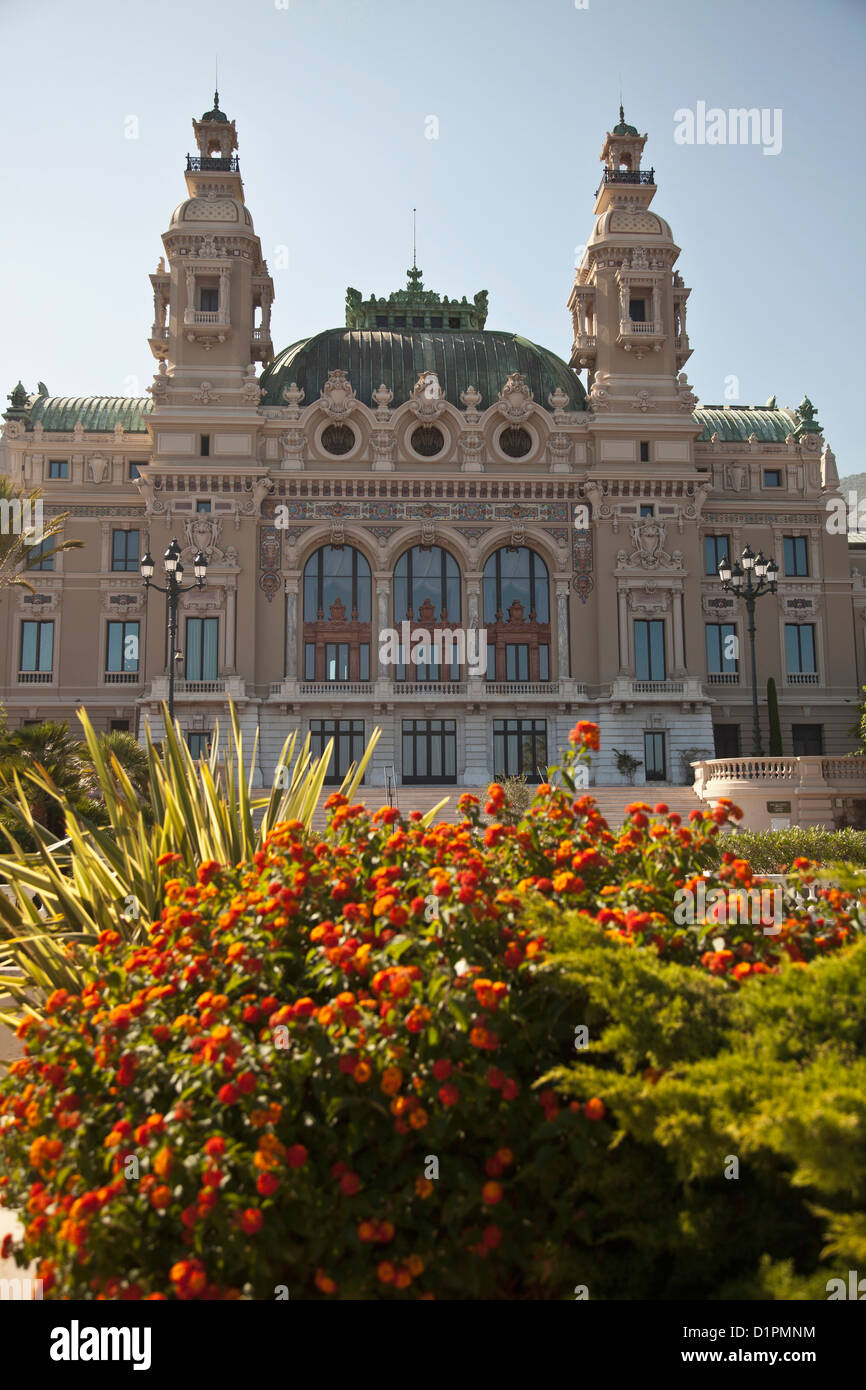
left=147, top=94, right=275, bottom=410
left=568, top=109, right=693, bottom=415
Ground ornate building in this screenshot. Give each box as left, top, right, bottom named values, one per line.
left=2, top=99, right=863, bottom=786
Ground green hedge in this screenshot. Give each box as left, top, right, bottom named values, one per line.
left=705, top=826, right=866, bottom=871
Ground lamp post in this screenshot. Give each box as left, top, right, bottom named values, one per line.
left=141, top=539, right=208, bottom=724
left=717, top=545, right=779, bottom=755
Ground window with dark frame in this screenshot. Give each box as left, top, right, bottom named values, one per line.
left=783, top=536, right=809, bottom=576
left=704, top=534, right=731, bottom=576
left=785, top=623, right=817, bottom=675
left=639, top=441, right=650, bottom=462
left=48, top=460, right=68, bottom=479
left=111, top=529, right=140, bottom=572
left=763, top=469, right=782, bottom=488
left=493, top=719, right=548, bottom=783
left=706, top=622, right=738, bottom=675
left=106, top=620, right=140, bottom=674
left=185, top=617, right=219, bottom=681
left=634, top=619, right=666, bottom=681
left=20, top=620, right=54, bottom=673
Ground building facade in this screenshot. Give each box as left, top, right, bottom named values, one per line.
left=2, top=99, right=864, bottom=787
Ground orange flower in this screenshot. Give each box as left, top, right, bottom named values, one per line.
left=377, top=1261, right=395, bottom=1284
left=380, top=1066, right=403, bottom=1096
left=240, top=1207, right=263, bottom=1234
left=482, top=1181, right=503, bottom=1205
left=149, top=1185, right=172, bottom=1210
left=584, top=1097, right=605, bottom=1121
left=353, top=1061, right=372, bottom=1084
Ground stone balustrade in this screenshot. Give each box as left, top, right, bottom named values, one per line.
left=692, top=754, right=866, bottom=830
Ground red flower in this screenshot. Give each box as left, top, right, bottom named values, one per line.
left=339, top=1172, right=361, bottom=1196
left=204, top=1136, right=225, bottom=1158
left=217, top=1083, right=239, bottom=1105
left=286, top=1144, right=308, bottom=1169
left=240, top=1207, right=263, bottom=1234
left=438, top=1084, right=459, bottom=1107
left=256, top=1172, right=279, bottom=1196
left=236, top=1071, right=257, bottom=1095
left=432, top=1058, right=452, bottom=1081
left=584, top=1097, right=606, bottom=1121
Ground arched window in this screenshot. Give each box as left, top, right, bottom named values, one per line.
left=302, top=545, right=372, bottom=683
left=392, top=545, right=462, bottom=682
left=482, top=547, right=551, bottom=683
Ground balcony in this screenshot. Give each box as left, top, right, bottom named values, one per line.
left=616, top=318, right=665, bottom=355
left=393, top=682, right=466, bottom=697
left=611, top=677, right=708, bottom=706
left=104, top=671, right=140, bottom=685
left=186, top=155, right=240, bottom=173
left=299, top=682, right=373, bottom=697
left=483, top=682, right=562, bottom=698
left=17, top=671, right=53, bottom=684
left=599, top=168, right=655, bottom=188
left=786, top=672, right=820, bottom=686
left=707, top=672, right=739, bottom=685
left=147, top=677, right=246, bottom=702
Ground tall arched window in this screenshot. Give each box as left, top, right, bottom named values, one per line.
left=392, top=545, right=462, bottom=682
left=303, top=545, right=372, bottom=682
left=482, top=547, right=550, bottom=682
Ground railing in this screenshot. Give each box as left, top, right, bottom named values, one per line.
left=193, top=311, right=220, bottom=324
left=601, top=168, right=655, bottom=186
left=299, top=683, right=373, bottom=696
left=17, top=671, right=52, bottom=684
left=174, top=679, right=226, bottom=694
left=675, top=334, right=690, bottom=351
left=698, top=757, right=800, bottom=784
left=252, top=328, right=268, bottom=341
left=631, top=680, right=685, bottom=695
left=786, top=672, right=820, bottom=685
left=186, top=155, right=240, bottom=172
left=104, top=671, right=140, bottom=684
left=619, top=320, right=663, bottom=336
left=574, top=335, right=597, bottom=349
left=707, top=672, right=739, bottom=685
left=822, top=757, right=866, bottom=781
left=484, top=682, right=560, bottom=696
left=151, top=326, right=169, bottom=340
left=393, top=682, right=466, bottom=696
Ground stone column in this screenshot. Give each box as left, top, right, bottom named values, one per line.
left=284, top=577, right=298, bottom=679
left=618, top=588, right=629, bottom=671
left=218, top=267, right=230, bottom=320
left=556, top=582, right=571, bottom=679
left=672, top=589, right=685, bottom=675
left=224, top=581, right=237, bottom=674
left=651, top=283, right=661, bottom=327
left=185, top=269, right=196, bottom=318
left=376, top=580, right=390, bottom=678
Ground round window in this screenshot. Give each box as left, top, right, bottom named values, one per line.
left=410, top=425, right=445, bottom=458
left=499, top=426, right=532, bottom=458
left=321, top=423, right=356, bottom=456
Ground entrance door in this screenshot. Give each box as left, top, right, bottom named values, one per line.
left=713, top=723, right=740, bottom=757
left=644, top=731, right=667, bottom=782
left=791, top=724, right=823, bottom=755
left=402, top=719, right=457, bottom=784
left=309, top=719, right=366, bottom=785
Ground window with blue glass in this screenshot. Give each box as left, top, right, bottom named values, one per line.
left=185, top=617, right=219, bottom=681
left=783, top=536, right=809, bottom=576
left=785, top=623, right=816, bottom=674
left=20, top=621, right=54, bottom=673
left=112, top=529, right=139, bottom=572
left=706, top=622, right=738, bottom=674
left=704, top=534, right=730, bottom=576
left=634, top=619, right=666, bottom=681
left=106, top=621, right=139, bottom=673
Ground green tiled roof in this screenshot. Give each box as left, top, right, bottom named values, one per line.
left=693, top=406, right=799, bottom=443
left=26, top=396, right=153, bottom=433
left=259, top=329, right=586, bottom=413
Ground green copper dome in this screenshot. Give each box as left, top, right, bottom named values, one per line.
left=259, top=329, right=586, bottom=413
left=612, top=105, right=639, bottom=136
left=201, top=90, right=229, bottom=123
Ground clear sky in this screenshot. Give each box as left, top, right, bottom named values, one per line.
left=1, top=0, right=863, bottom=475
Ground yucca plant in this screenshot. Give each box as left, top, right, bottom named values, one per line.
left=0, top=701, right=381, bottom=1027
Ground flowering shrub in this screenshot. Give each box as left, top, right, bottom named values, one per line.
left=1, top=723, right=864, bottom=1299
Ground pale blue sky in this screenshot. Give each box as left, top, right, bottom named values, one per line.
left=1, top=0, right=863, bottom=474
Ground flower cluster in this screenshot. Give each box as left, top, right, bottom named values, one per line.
left=0, top=724, right=862, bottom=1299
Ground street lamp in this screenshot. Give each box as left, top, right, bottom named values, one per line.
left=141, top=539, right=208, bottom=723
left=717, top=546, right=778, bottom=755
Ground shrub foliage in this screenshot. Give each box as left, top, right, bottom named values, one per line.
left=1, top=723, right=864, bottom=1300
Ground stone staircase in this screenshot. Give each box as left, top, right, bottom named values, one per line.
left=308, top=784, right=701, bottom=833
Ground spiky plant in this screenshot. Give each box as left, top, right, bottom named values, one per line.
left=0, top=701, right=382, bottom=1024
